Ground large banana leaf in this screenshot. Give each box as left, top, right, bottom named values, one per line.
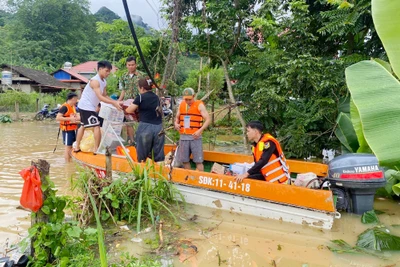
left=357, top=227, right=400, bottom=251
left=346, top=60, right=400, bottom=169
left=350, top=98, right=370, bottom=153
left=335, top=112, right=359, bottom=153
left=373, top=58, right=392, bottom=74
left=372, top=0, right=400, bottom=78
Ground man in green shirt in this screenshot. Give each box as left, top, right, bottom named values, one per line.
left=119, top=56, right=144, bottom=101
left=119, top=56, right=144, bottom=144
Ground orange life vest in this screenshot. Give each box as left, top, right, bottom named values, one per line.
left=179, top=100, right=203, bottom=135
left=252, top=133, right=290, bottom=183
left=60, top=103, right=78, bottom=131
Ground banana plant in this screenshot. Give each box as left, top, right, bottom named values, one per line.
left=337, top=0, right=400, bottom=196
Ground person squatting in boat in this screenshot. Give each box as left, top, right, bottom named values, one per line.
left=174, top=88, right=211, bottom=171
left=126, top=77, right=165, bottom=162
left=235, top=121, right=290, bottom=184
left=74, top=61, right=123, bottom=153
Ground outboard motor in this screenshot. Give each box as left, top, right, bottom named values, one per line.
left=327, top=153, right=386, bottom=215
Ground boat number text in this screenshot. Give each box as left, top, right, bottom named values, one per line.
left=198, top=176, right=251, bottom=192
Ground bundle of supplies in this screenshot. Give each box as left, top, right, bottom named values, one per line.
left=99, top=102, right=125, bottom=135
left=122, top=99, right=139, bottom=122
left=294, top=172, right=319, bottom=188
left=79, top=128, right=95, bottom=152
left=229, top=162, right=255, bottom=175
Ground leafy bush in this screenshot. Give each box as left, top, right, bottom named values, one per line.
left=0, top=91, right=67, bottom=112
left=215, top=116, right=241, bottom=127
left=23, top=174, right=99, bottom=267
left=0, top=114, right=12, bottom=123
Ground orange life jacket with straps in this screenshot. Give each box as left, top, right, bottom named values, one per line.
left=252, top=133, right=290, bottom=183
left=59, top=103, right=78, bottom=131
left=179, top=100, right=203, bottom=135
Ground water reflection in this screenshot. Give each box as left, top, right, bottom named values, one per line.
left=1, top=122, right=400, bottom=266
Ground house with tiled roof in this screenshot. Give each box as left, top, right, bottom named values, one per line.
left=52, top=62, right=89, bottom=91
left=0, top=64, right=72, bottom=93
left=71, top=61, right=118, bottom=79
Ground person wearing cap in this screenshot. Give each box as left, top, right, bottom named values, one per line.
left=174, top=88, right=210, bottom=171
left=56, top=92, right=80, bottom=162
left=126, top=77, right=165, bottom=162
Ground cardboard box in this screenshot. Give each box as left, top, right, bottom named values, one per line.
left=211, top=163, right=225, bottom=174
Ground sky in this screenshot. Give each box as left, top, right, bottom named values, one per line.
left=89, top=0, right=166, bottom=29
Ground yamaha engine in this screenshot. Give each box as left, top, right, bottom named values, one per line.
left=327, top=153, right=386, bottom=215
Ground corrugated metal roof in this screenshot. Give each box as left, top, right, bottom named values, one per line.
left=1, top=64, right=71, bottom=89
left=54, top=68, right=89, bottom=83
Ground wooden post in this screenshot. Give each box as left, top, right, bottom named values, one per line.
left=105, top=146, right=112, bottom=180
left=31, top=159, right=50, bottom=257
left=15, top=101, right=19, bottom=120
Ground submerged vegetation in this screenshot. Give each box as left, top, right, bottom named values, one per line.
left=329, top=210, right=400, bottom=259
left=0, top=114, right=12, bottom=123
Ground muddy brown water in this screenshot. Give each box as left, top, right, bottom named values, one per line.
left=1, top=122, right=400, bottom=266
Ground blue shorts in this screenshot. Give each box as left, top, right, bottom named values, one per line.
left=62, top=130, right=76, bottom=146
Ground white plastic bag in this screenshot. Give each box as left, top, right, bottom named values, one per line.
left=294, top=172, right=318, bottom=188
left=172, top=146, right=182, bottom=167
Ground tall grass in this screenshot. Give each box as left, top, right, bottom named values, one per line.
left=84, top=180, right=108, bottom=267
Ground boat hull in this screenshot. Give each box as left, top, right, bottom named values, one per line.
left=177, top=184, right=336, bottom=229
left=72, top=145, right=338, bottom=229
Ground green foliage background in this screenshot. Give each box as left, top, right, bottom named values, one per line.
left=0, top=0, right=388, bottom=158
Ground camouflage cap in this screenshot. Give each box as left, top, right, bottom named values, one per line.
left=182, top=88, right=195, bottom=99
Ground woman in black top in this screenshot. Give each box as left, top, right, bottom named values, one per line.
left=126, top=77, right=164, bottom=162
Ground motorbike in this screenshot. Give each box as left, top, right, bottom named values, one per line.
left=34, top=104, right=60, bottom=121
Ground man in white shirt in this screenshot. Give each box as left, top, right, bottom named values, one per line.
left=75, top=60, right=122, bottom=153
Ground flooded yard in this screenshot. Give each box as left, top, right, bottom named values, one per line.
left=1, top=121, right=400, bottom=266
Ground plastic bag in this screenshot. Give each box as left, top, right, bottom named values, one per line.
left=172, top=146, right=182, bottom=167
left=294, top=172, right=318, bottom=188
left=80, top=129, right=95, bottom=152
left=19, top=166, right=43, bottom=212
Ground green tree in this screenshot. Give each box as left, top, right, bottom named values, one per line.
left=96, top=19, right=169, bottom=82
left=2, top=0, right=103, bottom=68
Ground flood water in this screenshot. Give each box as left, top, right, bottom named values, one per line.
left=1, top=122, right=400, bottom=266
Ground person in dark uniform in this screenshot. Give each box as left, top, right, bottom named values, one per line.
left=235, top=121, right=290, bottom=184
